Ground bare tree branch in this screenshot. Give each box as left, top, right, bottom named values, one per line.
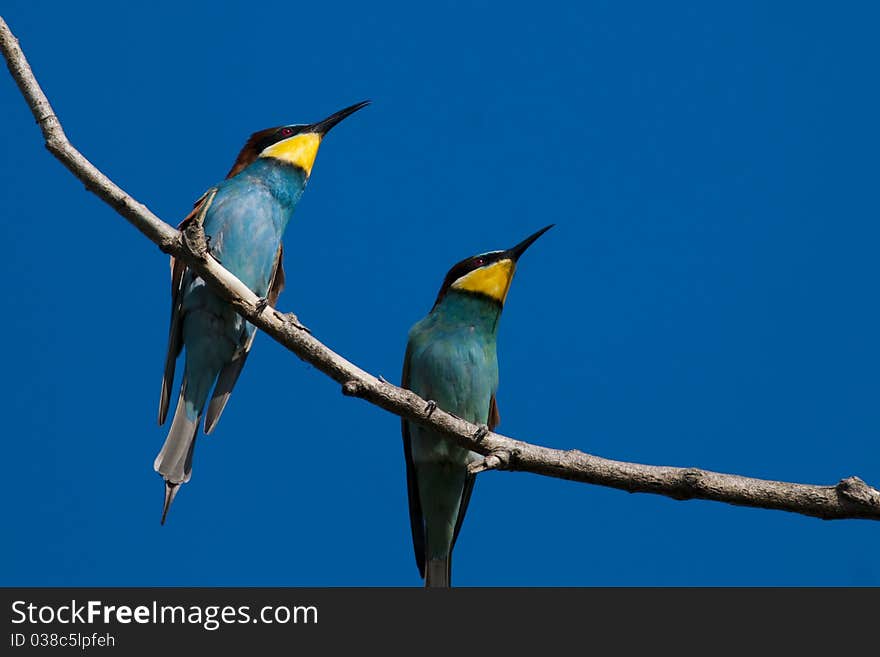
left=3, top=15, right=880, bottom=521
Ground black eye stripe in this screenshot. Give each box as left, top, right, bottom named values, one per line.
left=449, top=257, right=488, bottom=281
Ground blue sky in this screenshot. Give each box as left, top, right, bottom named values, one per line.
left=2, top=1, right=879, bottom=586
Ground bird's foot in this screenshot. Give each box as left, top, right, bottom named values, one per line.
left=254, top=297, right=269, bottom=314
left=202, top=235, right=221, bottom=264
left=473, top=424, right=490, bottom=443
left=468, top=450, right=510, bottom=475
left=424, top=400, right=438, bottom=418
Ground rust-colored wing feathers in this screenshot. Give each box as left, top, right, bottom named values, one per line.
left=224, top=127, right=277, bottom=179
left=488, top=393, right=500, bottom=431
left=266, top=242, right=286, bottom=306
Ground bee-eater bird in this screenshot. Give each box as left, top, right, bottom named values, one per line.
left=155, top=100, right=370, bottom=524
left=401, top=225, right=553, bottom=587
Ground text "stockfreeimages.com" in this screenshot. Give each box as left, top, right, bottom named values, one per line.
left=11, top=600, right=318, bottom=631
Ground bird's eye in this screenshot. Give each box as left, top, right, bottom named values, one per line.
left=280, top=127, right=294, bottom=137
left=474, top=258, right=485, bottom=267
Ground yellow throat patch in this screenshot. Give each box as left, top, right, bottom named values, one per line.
left=260, top=132, right=322, bottom=176
left=451, top=259, right=516, bottom=304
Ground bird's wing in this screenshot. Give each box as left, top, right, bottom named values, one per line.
left=401, top=342, right=427, bottom=578
left=158, top=195, right=212, bottom=425
left=488, top=393, right=500, bottom=430
left=159, top=129, right=281, bottom=426
left=203, top=242, right=285, bottom=434
left=451, top=393, right=498, bottom=550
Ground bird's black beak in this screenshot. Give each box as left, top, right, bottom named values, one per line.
left=507, top=224, right=554, bottom=261
left=309, top=100, right=371, bottom=135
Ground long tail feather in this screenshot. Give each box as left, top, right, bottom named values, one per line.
left=425, top=558, right=451, bottom=588
left=204, top=348, right=251, bottom=434
left=153, top=393, right=199, bottom=523
left=160, top=483, right=179, bottom=525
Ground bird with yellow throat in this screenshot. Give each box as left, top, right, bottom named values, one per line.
left=155, top=100, right=370, bottom=523
left=401, top=225, right=553, bottom=586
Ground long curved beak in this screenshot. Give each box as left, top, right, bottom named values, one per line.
left=309, top=100, right=371, bottom=135
left=508, top=224, right=555, bottom=261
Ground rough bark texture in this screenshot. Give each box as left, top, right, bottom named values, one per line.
left=3, top=15, right=880, bottom=521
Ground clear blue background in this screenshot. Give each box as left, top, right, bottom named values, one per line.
left=2, top=1, right=878, bottom=586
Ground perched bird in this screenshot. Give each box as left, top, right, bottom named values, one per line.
left=155, top=100, right=370, bottom=524
left=401, top=225, right=553, bottom=587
